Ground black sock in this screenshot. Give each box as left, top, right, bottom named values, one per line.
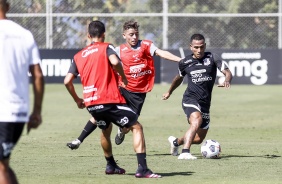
left=105, top=156, right=117, bottom=167
left=78, top=120, right=97, bottom=142
left=173, top=138, right=179, bottom=146
left=182, top=149, right=190, bottom=153
left=137, top=153, right=147, bottom=170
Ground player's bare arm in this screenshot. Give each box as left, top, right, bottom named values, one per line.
left=162, top=74, right=184, bottom=100
left=29, top=64, right=44, bottom=116
left=64, top=73, right=85, bottom=109
left=217, top=69, right=233, bottom=88
left=109, top=54, right=128, bottom=86
left=155, top=49, right=181, bottom=62
left=28, top=64, right=45, bottom=133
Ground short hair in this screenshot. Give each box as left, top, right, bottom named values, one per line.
left=190, top=34, right=205, bottom=43
left=88, top=20, right=105, bottom=38
left=123, top=20, right=139, bottom=32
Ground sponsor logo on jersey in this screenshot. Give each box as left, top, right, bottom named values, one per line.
left=190, top=69, right=206, bottom=75
left=190, top=69, right=212, bottom=83
left=84, top=95, right=99, bottom=102
left=131, top=70, right=152, bottom=78
left=129, top=64, right=152, bottom=78
left=82, top=48, right=98, bottom=57
left=83, top=85, right=97, bottom=93
left=192, top=76, right=213, bottom=83
left=129, top=64, right=145, bottom=73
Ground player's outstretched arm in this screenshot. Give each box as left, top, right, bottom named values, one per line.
left=217, top=69, right=233, bottom=88
left=155, top=49, right=181, bottom=62
left=162, top=74, right=184, bottom=100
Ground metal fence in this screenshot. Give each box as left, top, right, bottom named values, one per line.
left=7, top=0, right=282, bottom=49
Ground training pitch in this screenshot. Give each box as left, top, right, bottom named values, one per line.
left=11, top=84, right=282, bottom=184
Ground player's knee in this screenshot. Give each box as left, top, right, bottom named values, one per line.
left=189, top=121, right=202, bottom=130
left=189, top=115, right=202, bottom=127
left=131, top=121, right=143, bottom=131
left=136, top=122, right=143, bottom=130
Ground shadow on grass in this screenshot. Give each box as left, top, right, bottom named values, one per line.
left=127, top=153, right=171, bottom=156
left=127, top=171, right=194, bottom=177
left=149, top=153, right=281, bottom=159
left=122, top=153, right=281, bottom=159
left=220, top=154, right=280, bottom=159
left=150, top=153, right=171, bottom=156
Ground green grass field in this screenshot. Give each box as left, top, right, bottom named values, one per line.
left=11, top=84, right=282, bottom=184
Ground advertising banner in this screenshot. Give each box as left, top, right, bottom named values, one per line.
left=39, top=49, right=282, bottom=84
left=161, top=49, right=282, bottom=85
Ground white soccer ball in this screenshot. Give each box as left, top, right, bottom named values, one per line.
left=201, top=139, right=221, bottom=159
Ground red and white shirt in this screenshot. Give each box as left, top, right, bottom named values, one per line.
left=73, top=42, right=126, bottom=107
left=116, top=40, right=157, bottom=93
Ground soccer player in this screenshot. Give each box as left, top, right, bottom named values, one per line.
left=67, top=20, right=181, bottom=148
left=0, top=0, right=45, bottom=183
left=64, top=20, right=161, bottom=178
left=162, top=33, right=232, bottom=159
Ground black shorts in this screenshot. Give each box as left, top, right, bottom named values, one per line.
left=182, top=99, right=210, bottom=129
left=0, top=122, right=25, bottom=160
left=87, top=104, right=138, bottom=130
left=119, top=87, right=146, bottom=116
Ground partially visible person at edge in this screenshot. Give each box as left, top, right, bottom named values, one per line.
left=0, top=0, right=45, bottom=183
left=64, top=20, right=161, bottom=178
left=162, top=33, right=232, bottom=159
left=66, top=20, right=181, bottom=149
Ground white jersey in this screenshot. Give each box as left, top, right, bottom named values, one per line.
left=0, top=20, right=41, bottom=123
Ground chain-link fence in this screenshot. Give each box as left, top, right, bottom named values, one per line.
left=7, top=0, right=282, bottom=49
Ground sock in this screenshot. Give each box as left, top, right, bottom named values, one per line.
left=173, top=138, right=179, bottom=147
left=78, top=120, right=97, bottom=142
left=182, top=149, right=190, bottom=153
left=105, top=156, right=117, bottom=167
left=136, top=153, right=147, bottom=170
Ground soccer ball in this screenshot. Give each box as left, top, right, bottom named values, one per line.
left=201, top=139, right=221, bottom=159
